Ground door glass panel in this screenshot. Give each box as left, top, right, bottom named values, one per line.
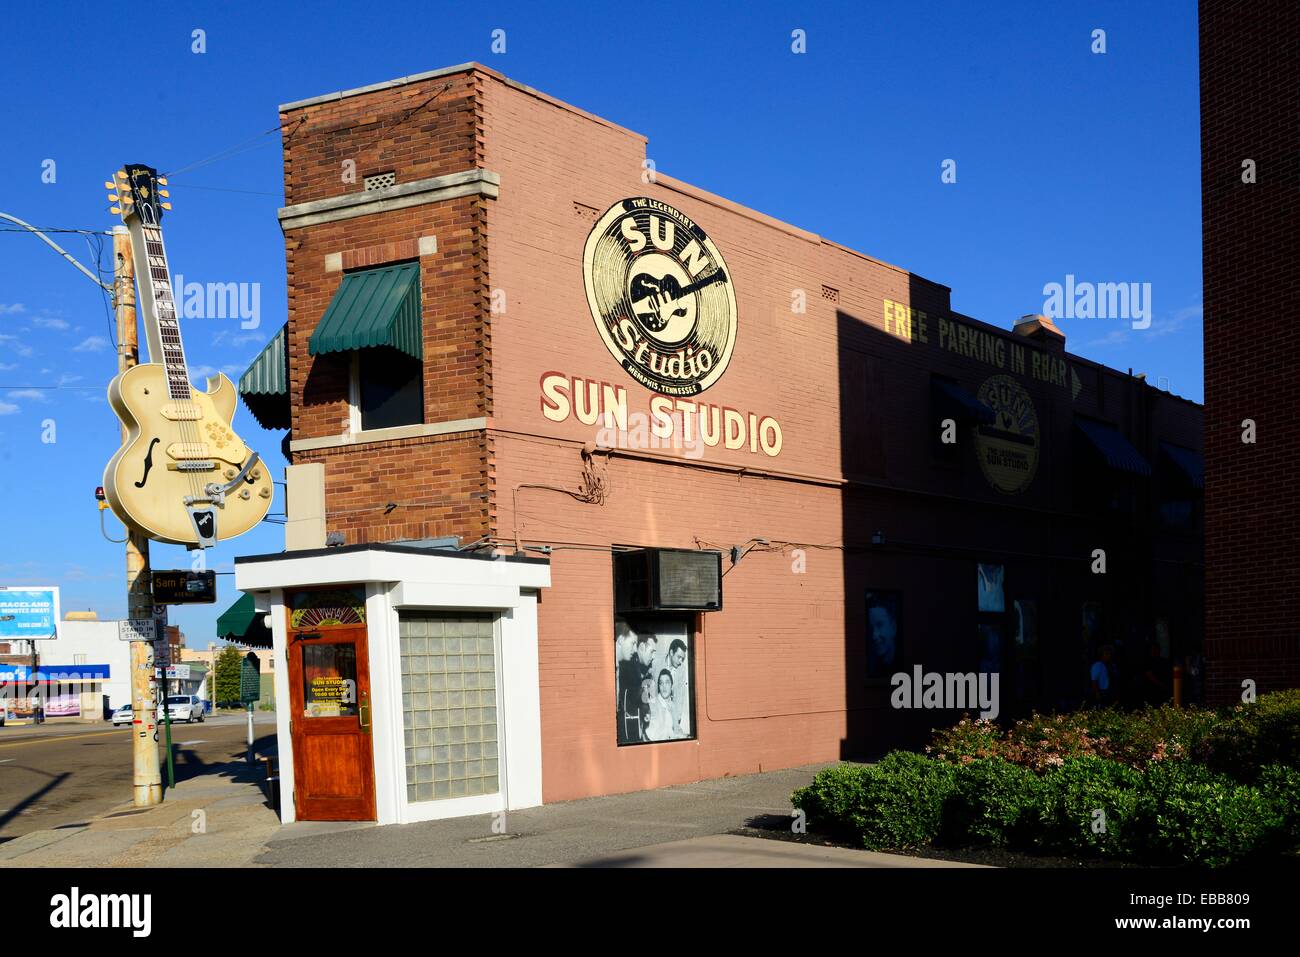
left=302, top=643, right=358, bottom=718
left=399, top=613, right=498, bottom=803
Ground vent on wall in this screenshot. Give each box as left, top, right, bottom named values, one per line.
left=821, top=284, right=840, bottom=303
left=573, top=201, right=598, bottom=221
left=364, top=171, right=397, bottom=191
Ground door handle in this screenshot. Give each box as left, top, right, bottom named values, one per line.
left=359, top=698, right=371, bottom=733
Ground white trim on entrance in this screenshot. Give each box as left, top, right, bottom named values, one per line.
left=235, top=547, right=550, bottom=826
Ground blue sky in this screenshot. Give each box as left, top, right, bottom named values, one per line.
left=0, top=0, right=1200, bottom=653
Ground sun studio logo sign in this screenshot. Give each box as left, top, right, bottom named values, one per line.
left=583, top=197, right=737, bottom=396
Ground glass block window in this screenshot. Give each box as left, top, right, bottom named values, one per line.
left=399, top=612, right=499, bottom=803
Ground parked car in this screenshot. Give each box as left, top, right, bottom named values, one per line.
left=163, top=695, right=205, bottom=723
left=111, top=703, right=133, bottom=726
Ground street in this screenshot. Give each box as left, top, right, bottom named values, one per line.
left=0, top=712, right=276, bottom=840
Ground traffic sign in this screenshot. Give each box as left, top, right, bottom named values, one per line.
left=151, top=570, right=216, bottom=605
left=119, top=618, right=159, bottom=642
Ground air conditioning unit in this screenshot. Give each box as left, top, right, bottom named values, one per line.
left=614, top=548, right=723, bottom=612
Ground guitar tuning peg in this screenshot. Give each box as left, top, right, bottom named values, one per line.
left=107, top=194, right=119, bottom=202
left=157, top=176, right=168, bottom=186
left=104, top=181, right=116, bottom=189
left=160, top=202, right=172, bottom=210
left=158, top=190, right=169, bottom=198
left=109, top=207, right=121, bottom=215
left=115, top=170, right=127, bottom=180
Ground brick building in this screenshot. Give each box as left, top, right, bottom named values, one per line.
left=232, top=62, right=1204, bottom=825
left=1199, top=0, right=1300, bottom=704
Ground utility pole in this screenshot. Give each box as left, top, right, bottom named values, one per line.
left=115, top=224, right=163, bottom=807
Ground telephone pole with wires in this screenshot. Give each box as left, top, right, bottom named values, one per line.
left=0, top=209, right=164, bottom=804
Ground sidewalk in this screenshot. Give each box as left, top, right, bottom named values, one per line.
left=0, top=737, right=280, bottom=867
left=1, top=758, right=984, bottom=868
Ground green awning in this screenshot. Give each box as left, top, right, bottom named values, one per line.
left=238, top=324, right=290, bottom=430
left=1075, top=418, right=1152, bottom=477
left=215, top=592, right=273, bottom=649
left=308, top=262, right=422, bottom=360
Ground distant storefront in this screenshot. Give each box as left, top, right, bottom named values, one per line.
left=0, top=663, right=111, bottom=721
left=227, top=63, right=1203, bottom=825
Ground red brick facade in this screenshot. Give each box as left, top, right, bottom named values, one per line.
left=280, top=71, right=493, bottom=546
left=1200, top=0, right=1300, bottom=704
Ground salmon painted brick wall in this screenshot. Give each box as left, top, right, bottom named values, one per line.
left=477, top=67, right=1203, bottom=802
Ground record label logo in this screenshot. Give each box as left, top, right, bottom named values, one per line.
left=583, top=197, right=737, bottom=395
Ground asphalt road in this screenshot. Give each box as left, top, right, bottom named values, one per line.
left=0, top=712, right=276, bottom=839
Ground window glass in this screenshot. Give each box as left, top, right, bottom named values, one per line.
left=399, top=613, right=499, bottom=802
left=302, top=643, right=358, bottom=718
left=360, top=349, right=423, bottom=431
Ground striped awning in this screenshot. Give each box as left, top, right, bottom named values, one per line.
left=932, top=378, right=996, bottom=425
left=308, top=262, right=422, bottom=360
left=1160, top=442, right=1204, bottom=489
left=215, top=592, right=273, bottom=649
left=238, top=324, right=290, bottom=430
left=1075, top=418, right=1152, bottom=477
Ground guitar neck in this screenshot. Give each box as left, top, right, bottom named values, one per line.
left=133, top=222, right=192, bottom=400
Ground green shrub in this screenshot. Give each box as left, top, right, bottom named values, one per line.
left=1138, top=760, right=1287, bottom=867
left=791, top=763, right=874, bottom=836
left=1197, top=689, right=1300, bottom=781
left=1256, top=764, right=1300, bottom=845
left=1033, top=757, right=1145, bottom=858
left=939, top=758, right=1044, bottom=847
left=793, top=753, right=956, bottom=850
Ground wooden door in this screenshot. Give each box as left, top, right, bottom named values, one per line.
left=287, top=608, right=376, bottom=821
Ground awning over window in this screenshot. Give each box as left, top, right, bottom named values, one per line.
left=1160, top=442, right=1204, bottom=489
left=308, top=262, right=422, bottom=361
left=215, top=592, right=273, bottom=649
left=1075, top=418, right=1152, bottom=477
left=931, top=378, right=997, bottom=425
left=238, top=323, right=290, bottom=430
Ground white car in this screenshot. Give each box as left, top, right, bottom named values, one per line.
left=163, top=695, right=205, bottom=723
left=111, top=703, right=133, bottom=726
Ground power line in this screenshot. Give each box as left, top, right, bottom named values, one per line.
left=167, top=183, right=281, bottom=197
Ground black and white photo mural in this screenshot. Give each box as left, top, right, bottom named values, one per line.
left=865, top=590, right=902, bottom=679
left=615, top=617, right=694, bottom=745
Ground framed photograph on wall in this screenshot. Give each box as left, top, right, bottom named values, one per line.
left=615, top=616, right=694, bottom=746
left=865, top=590, right=902, bottom=680
left=977, top=563, right=1005, bottom=612
left=1013, top=599, right=1038, bottom=657
left=978, top=622, right=1003, bottom=676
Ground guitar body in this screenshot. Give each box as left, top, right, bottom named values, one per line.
left=104, top=363, right=274, bottom=546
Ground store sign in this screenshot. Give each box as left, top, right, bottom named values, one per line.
left=975, top=375, right=1040, bottom=494
left=583, top=197, right=737, bottom=396
left=540, top=371, right=783, bottom=458
left=0, top=586, right=60, bottom=640
left=882, top=298, right=1083, bottom=400
left=151, top=570, right=216, bottom=605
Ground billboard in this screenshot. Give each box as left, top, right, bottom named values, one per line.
left=0, top=586, right=61, bottom=641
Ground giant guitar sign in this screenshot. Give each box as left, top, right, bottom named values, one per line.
left=101, top=164, right=273, bottom=547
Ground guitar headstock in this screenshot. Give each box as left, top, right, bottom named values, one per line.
left=106, top=164, right=171, bottom=224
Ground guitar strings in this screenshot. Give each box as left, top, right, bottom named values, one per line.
left=147, top=222, right=206, bottom=516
